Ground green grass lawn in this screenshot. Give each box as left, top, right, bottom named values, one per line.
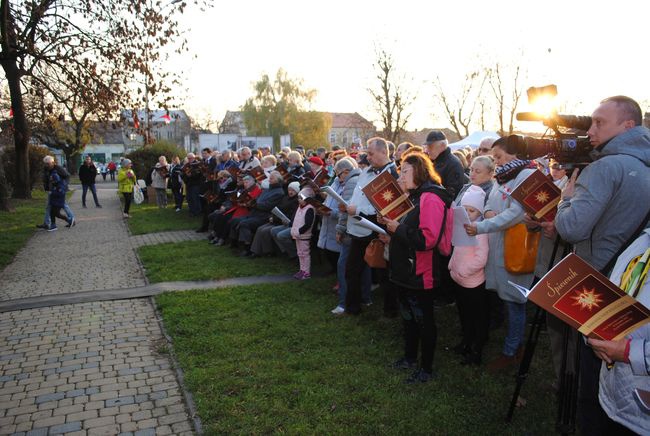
left=156, top=280, right=557, bottom=435
left=138, top=240, right=331, bottom=282
left=0, top=190, right=48, bottom=269
left=127, top=200, right=201, bottom=235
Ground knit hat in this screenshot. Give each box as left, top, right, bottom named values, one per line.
left=288, top=181, right=300, bottom=194
left=122, top=159, right=132, bottom=167
left=460, top=185, right=486, bottom=214
left=308, top=156, right=324, bottom=167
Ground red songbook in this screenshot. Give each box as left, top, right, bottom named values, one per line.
left=226, top=166, right=241, bottom=178
left=247, top=166, right=267, bottom=183
left=361, top=171, right=413, bottom=221
left=276, top=164, right=291, bottom=182
left=510, top=169, right=562, bottom=222
left=304, top=197, right=331, bottom=216
left=510, top=253, right=650, bottom=340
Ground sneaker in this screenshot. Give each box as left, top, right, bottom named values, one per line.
left=298, top=272, right=311, bottom=280
left=405, top=369, right=434, bottom=384
left=82, top=204, right=87, bottom=208
left=293, top=271, right=305, bottom=280
left=392, top=357, right=417, bottom=370
left=214, top=239, right=225, bottom=246
left=96, top=204, right=102, bottom=208
left=175, top=208, right=181, bottom=212
left=47, top=225, right=58, bottom=232
left=331, top=306, right=345, bottom=315
left=65, top=217, right=76, bottom=228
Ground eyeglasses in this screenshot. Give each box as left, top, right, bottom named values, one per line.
left=550, top=164, right=561, bottom=170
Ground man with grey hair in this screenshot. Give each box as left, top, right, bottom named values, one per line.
left=235, top=171, right=285, bottom=256
left=477, top=137, right=497, bottom=156
left=238, top=147, right=261, bottom=171
left=344, top=137, right=398, bottom=315
left=182, top=152, right=203, bottom=216
left=37, top=156, right=76, bottom=229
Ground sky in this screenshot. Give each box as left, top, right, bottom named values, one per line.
left=171, top=0, right=650, bottom=133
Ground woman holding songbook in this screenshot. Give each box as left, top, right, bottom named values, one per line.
left=151, top=155, right=169, bottom=208
left=286, top=151, right=305, bottom=182
left=378, top=151, right=453, bottom=383
left=464, top=135, right=537, bottom=372
left=211, top=175, right=261, bottom=246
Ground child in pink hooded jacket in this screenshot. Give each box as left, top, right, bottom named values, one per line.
left=448, top=185, right=489, bottom=365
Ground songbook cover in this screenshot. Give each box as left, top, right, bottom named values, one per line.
left=522, top=253, right=650, bottom=340
left=361, top=171, right=413, bottom=221
left=226, top=166, right=241, bottom=178
left=276, top=164, right=291, bottom=181
left=304, top=197, right=331, bottom=215
left=510, top=169, right=562, bottom=222
left=247, top=166, right=267, bottom=183
left=229, top=190, right=252, bottom=206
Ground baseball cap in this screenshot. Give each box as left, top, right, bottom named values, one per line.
left=424, top=130, right=447, bottom=145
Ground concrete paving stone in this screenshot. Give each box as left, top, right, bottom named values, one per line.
left=26, top=427, right=48, bottom=436
left=0, top=188, right=194, bottom=436
left=157, top=412, right=188, bottom=426
left=154, top=425, right=172, bottom=435
left=48, top=421, right=82, bottom=434
left=64, top=431, right=86, bottom=436
left=85, top=424, right=120, bottom=435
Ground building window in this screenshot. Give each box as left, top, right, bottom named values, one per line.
left=329, top=132, right=336, bottom=144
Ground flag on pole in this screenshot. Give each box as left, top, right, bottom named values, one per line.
left=9, top=107, right=14, bottom=118
left=161, top=113, right=171, bottom=124
left=132, top=111, right=140, bottom=129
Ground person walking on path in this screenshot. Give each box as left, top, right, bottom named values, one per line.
left=46, top=169, right=73, bottom=231
left=79, top=155, right=102, bottom=208
left=118, top=158, right=137, bottom=218
left=37, top=156, right=76, bottom=230
left=107, top=160, right=117, bottom=181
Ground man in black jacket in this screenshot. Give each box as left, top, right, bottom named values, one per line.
left=423, top=130, right=465, bottom=307
left=423, top=130, right=466, bottom=198
left=78, top=156, right=102, bottom=208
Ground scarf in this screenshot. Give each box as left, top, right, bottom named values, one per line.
left=495, top=159, right=536, bottom=185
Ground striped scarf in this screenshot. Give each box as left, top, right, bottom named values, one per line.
left=495, top=159, right=536, bottom=185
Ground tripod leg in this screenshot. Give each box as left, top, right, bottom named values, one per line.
left=505, top=305, right=545, bottom=422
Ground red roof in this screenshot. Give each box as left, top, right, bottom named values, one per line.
left=329, top=112, right=375, bottom=130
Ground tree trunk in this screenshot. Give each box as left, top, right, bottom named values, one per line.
left=0, top=151, right=13, bottom=211
left=1, top=0, right=31, bottom=199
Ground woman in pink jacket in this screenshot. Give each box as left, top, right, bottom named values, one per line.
left=449, top=185, right=489, bottom=365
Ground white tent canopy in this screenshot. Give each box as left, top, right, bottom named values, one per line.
left=449, top=131, right=500, bottom=150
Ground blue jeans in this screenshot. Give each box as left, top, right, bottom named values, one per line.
left=272, top=227, right=297, bottom=258
left=81, top=183, right=100, bottom=206
left=503, top=301, right=526, bottom=356
left=337, top=237, right=372, bottom=308
left=44, top=193, right=75, bottom=226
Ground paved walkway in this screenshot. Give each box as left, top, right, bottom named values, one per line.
left=0, top=185, right=196, bottom=435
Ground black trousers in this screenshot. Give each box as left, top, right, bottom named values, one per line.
left=377, top=268, right=398, bottom=317
left=50, top=206, right=68, bottom=226
left=435, top=254, right=455, bottom=304
left=238, top=215, right=269, bottom=244
left=577, top=339, right=609, bottom=435
left=213, top=211, right=234, bottom=240
left=171, top=185, right=183, bottom=209
left=323, top=249, right=339, bottom=274
left=397, top=286, right=436, bottom=373
left=122, top=192, right=133, bottom=214
left=344, top=235, right=373, bottom=314
left=454, top=281, right=489, bottom=353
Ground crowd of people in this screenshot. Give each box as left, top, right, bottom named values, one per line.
left=36, top=95, right=649, bottom=434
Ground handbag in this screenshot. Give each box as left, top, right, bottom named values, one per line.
left=364, top=238, right=387, bottom=269
left=504, top=223, right=540, bottom=274
left=133, top=184, right=144, bottom=205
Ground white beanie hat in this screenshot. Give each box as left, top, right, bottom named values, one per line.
left=288, top=181, right=300, bottom=194
left=460, top=185, right=486, bottom=214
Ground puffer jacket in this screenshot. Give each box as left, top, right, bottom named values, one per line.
left=388, top=180, right=452, bottom=290
left=151, top=163, right=168, bottom=189
left=335, top=168, right=361, bottom=235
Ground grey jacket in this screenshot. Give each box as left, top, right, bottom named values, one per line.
left=335, top=169, right=361, bottom=236
left=476, top=168, right=536, bottom=303
left=555, top=126, right=650, bottom=271
left=318, top=177, right=342, bottom=252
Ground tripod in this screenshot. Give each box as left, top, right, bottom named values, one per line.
left=505, top=237, right=580, bottom=435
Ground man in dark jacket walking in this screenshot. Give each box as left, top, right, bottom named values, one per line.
left=78, top=156, right=102, bottom=208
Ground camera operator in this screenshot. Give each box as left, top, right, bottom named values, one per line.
left=551, top=95, right=650, bottom=435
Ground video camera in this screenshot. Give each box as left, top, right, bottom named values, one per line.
left=513, top=85, right=594, bottom=169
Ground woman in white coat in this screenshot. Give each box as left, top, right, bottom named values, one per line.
left=465, top=136, right=537, bottom=371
